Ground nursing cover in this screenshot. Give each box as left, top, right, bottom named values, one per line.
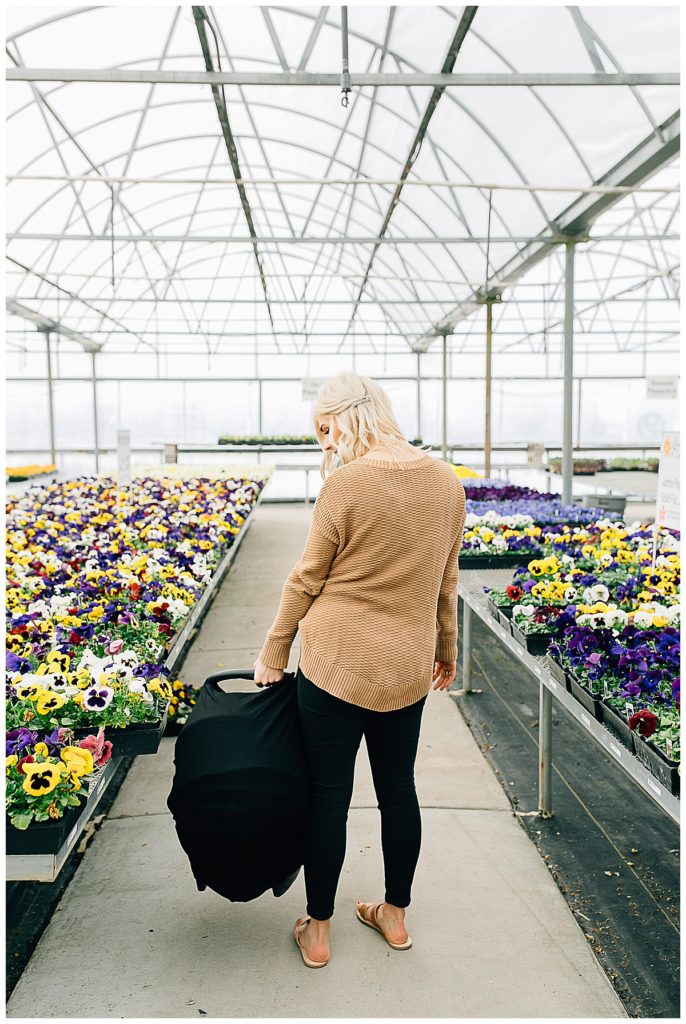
left=166, top=670, right=310, bottom=902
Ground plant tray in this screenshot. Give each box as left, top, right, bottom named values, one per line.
left=545, top=654, right=571, bottom=692
left=497, top=609, right=514, bottom=632
left=601, top=701, right=636, bottom=754
left=486, top=597, right=500, bottom=622
left=567, top=672, right=604, bottom=721
left=459, top=552, right=538, bottom=570
left=6, top=759, right=116, bottom=856
left=633, top=735, right=680, bottom=796
left=511, top=623, right=555, bottom=657
left=73, top=710, right=168, bottom=757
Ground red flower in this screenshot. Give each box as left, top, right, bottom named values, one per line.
left=17, top=755, right=35, bottom=775
left=158, top=623, right=173, bottom=636
left=506, top=585, right=523, bottom=601
left=68, top=631, right=84, bottom=645
left=628, top=709, right=659, bottom=739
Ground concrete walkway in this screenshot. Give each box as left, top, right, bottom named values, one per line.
left=8, top=503, right=627, bottom=1019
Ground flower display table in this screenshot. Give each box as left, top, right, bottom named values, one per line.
left=457, top=568, right=680, bottom=824
left=6, top=755, right=123, bottom=881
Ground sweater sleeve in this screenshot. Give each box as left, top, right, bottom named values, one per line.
left=434, top=505, right=466, bottom=663
left=257, top=480, right=340, bottom=670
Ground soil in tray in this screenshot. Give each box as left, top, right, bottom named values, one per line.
left=632, top=735, right=680, bottom=795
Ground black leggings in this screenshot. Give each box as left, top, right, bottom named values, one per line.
left=296, top=666, right=426, bottom=921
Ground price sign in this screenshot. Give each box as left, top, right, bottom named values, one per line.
left=117, top=429, right=131, bottom=487
left=655, top=431, right=680, bottom=531
left=302, top=378, right=328, bottom=401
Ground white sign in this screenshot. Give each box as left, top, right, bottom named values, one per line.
left=117, top=429, right=131, bottom=486
left=646, top=376, right=679, bottom=400
left=527, top=443, right=546, bottom=467
left=302, top=377, right=328, bottom=401
left=655, top=431, right=680, bottom=531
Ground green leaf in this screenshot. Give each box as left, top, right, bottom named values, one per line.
left=10, top=814, right=33, bottom=830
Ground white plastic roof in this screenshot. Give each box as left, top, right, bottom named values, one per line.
left=5, top=5, right=680, bottom=358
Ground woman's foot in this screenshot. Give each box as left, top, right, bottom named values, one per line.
left=293, top=916, right=331, bottom=967
left=356, top=901, right=411, bottom=948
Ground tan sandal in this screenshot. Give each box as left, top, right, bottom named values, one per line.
left=293, top=917, right=330, bottom=968
left=355, top=901, right=413, bottom=950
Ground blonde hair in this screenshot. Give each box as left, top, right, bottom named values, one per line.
left=312, top=372, right=432, bottom=480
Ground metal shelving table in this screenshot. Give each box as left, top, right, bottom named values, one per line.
left=457, top=568, right=680, bottom=826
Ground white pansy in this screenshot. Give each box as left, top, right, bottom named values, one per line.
left=492, top=535, right=508, bottom=551
left=27, top=600, right=50, bottom=616
left=582, top=584, right=609, bottom=604
left=632, top=611, right=653, bottom=628
left=514, top=603, right=535, bottom=618
left=666, top=604, right=680, bottom=623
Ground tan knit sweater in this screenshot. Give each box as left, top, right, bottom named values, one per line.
left=257, top=451, right=467, bottom=711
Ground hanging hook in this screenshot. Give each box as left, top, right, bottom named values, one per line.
left=340, top=6, right=351, bottom=108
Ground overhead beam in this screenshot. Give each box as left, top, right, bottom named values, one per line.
left=6, top=69, right=679, bottom=86
left=6, top=300, right=103, bottom=351
left=414, top=110, right=681, bottom=350
left=191, top=6, right=277, bottom=341
left=7, top=232, right=679, bottom=244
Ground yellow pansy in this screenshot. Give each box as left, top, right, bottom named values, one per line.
left=21, top=761, right=65, bottom=796
left=36, top=691, right=66, bottom=716
left=60, top=746, right=94, bottom=778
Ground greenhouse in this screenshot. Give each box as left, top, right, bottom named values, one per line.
left=4, top=4, right=680, bottom=1019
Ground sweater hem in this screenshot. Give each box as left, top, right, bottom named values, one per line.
left=299, top=643, right=430, bottom=711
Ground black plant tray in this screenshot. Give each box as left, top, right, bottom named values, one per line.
left=546, top=653, right=572, bottom=692
left=5, top=757, right=117, bottom=856
left=633, top=734, right=680, bottom=795
left=511, top=623, right=555, bottom=657
left=497, top=609, right=514, bottom=632
left=459, top=551, right=539, bottom=570
left=73, top=710, right=167, bottom=756
left=601, top=701, right=636, bottom=754
left=6, top=800, right=85, bottom=856
left=567, top=672, right=604, bottom=722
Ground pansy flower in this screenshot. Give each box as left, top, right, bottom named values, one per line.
left=83, top=686, right=114, bottom=711
left=35, top=691, right=67, bottom=716
left=21, top=761, right=65, bottom=796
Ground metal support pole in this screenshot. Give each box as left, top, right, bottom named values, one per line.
left=91, top=351, right=100, bottom=474
left=485, top=300, right=493, bottom=478
left=258, top=378, right=263, bottom=434
left=538, top=682, right=554, bottom=817
left=441, top=333, right=447, bottom=460
left=562, top=240, right=575, bottom=504
left=416, top=351, right=422, bottom=440
left=44, top=331, right=57, bottom=467
left=461, top=599, right=473, bottom=693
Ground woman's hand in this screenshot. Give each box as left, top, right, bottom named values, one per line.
left=253, top=656, right=285, bottom=688
left=432, top=659, right=456, bottom=690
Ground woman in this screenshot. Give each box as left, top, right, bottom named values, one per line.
left=253, top=372, right=466, bottom=968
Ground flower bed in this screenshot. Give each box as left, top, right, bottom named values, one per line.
left=6, top=472, right=265, bottom=831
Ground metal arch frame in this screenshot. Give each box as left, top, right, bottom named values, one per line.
left=17, top=166, right=470, bottom=338
left=4, top=5, right=680, bottom=358
left=6, top=73, right=671, bottom=339
left=415, top=112, right=681, bottom=348
left=5, top=46, right=195, bottom=352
